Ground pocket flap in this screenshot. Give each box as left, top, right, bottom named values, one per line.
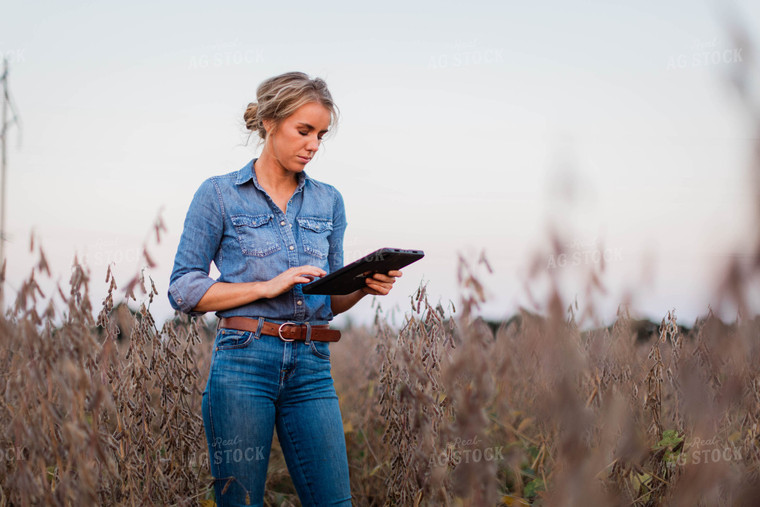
left=297, top=217, right=333, bottom=233
left=232, top=214, right=274, bottom=228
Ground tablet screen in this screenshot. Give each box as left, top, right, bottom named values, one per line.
left=302, top=247, right=424, bottom=295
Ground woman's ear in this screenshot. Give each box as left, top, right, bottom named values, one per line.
left=263, top=118, right=275, bottom=138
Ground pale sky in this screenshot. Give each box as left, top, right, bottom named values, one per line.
left=2, top=0, right=759, bottom=328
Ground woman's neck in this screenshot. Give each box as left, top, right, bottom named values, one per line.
left=254, top=153, right=298, bottom=195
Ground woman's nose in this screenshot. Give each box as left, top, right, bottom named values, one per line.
left=306, top=135, right=320, bottom=152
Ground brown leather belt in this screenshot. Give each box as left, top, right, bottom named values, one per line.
left=218, top=316, right=341, bottom=343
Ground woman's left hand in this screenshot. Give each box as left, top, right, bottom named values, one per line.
left=360, top=270, right=403, bottom=296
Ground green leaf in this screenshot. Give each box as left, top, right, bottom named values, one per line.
left=654, top=429, right=684, bottom=450
left=524, top=477, right=544, bottom=498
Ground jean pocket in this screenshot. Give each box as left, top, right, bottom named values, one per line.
left=216, top=328, right=256, bottom=350
left=297, top=217, right=333, bottom=260
left=231, top=213, right=282, bottom=257
left=309, top=340, right=331, bottom=360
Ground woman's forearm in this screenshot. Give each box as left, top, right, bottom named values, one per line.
left=192, top=281, right=271, bottom=313
left=195, top=281, right=367, bottom=316
left=330, top=290, right=366, bottom=315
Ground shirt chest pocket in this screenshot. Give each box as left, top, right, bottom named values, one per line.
left=297, top=217, right=333, bottom=260
left=231, top=213, right=282, bottom=257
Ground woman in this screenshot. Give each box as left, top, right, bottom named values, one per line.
left=168, top=71, right=402, bottom=506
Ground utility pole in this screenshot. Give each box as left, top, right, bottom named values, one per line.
left=1, top=57, right=21, bottom=306
left=1, top=57, right=7, bottom=307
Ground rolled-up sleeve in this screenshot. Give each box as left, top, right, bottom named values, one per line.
left=168, top=178, right=223, bottom=316
left=327, top=187, right=347, bottom=274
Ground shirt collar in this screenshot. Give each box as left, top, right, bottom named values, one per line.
left=235, top=158, right=312, bottom=191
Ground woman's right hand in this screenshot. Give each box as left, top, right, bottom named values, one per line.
left=192, top=266, right=325, bottom=313
left=264, top=265, right=327, bottom=299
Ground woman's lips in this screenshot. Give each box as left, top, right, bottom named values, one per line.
left=297, top=156, right=311, bottom=163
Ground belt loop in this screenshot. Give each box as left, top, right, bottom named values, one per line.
left=255, top=317, right=264, bottom=338
left=303, top=321, right=312, bottom=346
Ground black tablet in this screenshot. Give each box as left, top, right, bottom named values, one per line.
left=301, top=247, right=425, bottom=295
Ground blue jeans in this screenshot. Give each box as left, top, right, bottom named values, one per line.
left=201, top=322, right=352, bottom=506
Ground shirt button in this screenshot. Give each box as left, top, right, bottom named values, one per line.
left=289, top=245, right=294, bottom=251
left=296, top=300, right=303, bottom=306
left=280, top=220, right=286, bottom=226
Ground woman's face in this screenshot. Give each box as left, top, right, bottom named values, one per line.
left=264, top=101, right=331, bottom=172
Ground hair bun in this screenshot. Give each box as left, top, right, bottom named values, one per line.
left=243, top=102, right=258, bottom=131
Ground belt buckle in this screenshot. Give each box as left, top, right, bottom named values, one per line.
left=278, top=321, right=297, bottom=342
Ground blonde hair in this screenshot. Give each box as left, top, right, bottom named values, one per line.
left=243, top=72, right=338, bottom=145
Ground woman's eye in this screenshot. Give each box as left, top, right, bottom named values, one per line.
left=299, top=131, right=308, bottom=136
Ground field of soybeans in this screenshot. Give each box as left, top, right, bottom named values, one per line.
left=1, top=219, right=759, bottom=506
left=2, top=33, right=760, bottom=507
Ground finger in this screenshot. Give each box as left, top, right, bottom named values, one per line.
left=387, top=270, right=403, bottom=277
left=369, top=273, right=396, bottom=283
left=366, top=280, right=391, bottom=294
left=363, top=286, right=383, bottom=296
left=298, top=266, right=327, bottom=277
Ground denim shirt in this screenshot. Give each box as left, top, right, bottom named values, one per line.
left=167, top=158, right=346, bottom=324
